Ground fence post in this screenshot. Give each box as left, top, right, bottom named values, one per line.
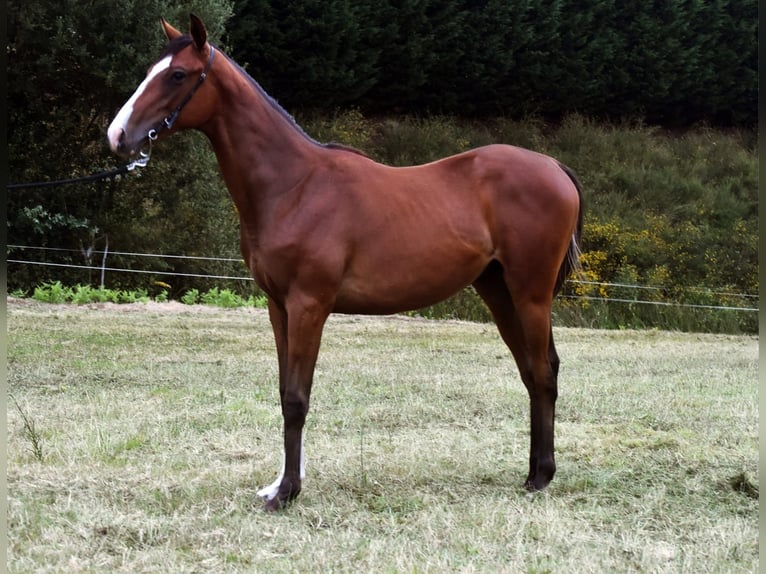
left=100, top=236, right=108, bottom=289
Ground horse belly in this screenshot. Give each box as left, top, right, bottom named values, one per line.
left=332, top=233, right=491, bottom=315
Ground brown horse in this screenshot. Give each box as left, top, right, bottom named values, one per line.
left=108, top=15, right=583, bottom=511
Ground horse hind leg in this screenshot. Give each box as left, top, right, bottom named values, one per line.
left=548, top=325, right=560, bottom=379
left=473, top=262, right=558, bottom=491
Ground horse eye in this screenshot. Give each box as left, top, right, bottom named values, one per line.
left=171, top=70, right=186, bottom=83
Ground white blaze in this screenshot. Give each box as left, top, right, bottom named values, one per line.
left=107, top=56, right=173, bottom=152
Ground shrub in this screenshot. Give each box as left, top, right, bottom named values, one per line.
left=181, top=289, right=200, bottom=305
left=200, top=287, right=243, bottom=308
left=32, top=281, right=71, bottom=304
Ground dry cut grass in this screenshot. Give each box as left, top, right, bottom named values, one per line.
left=7, top=299, right=759, bottom=573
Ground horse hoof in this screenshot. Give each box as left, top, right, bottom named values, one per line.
left=524, top=464, right=555, bottom=491
left=524, top=478, right=548, bottom=492
left=263, top=496, right=285, bottom=512
left=261, top=486, right=301, bottom=512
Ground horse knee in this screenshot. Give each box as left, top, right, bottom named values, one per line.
left=540, top=370, right=558, bottom=401
left=520, top=366, right=557, bottom=401
left=532, top=380, right=557, bottom=405
left=546, top=378, right=558, bottom=402
left=281, top=390, right=309, bottom=426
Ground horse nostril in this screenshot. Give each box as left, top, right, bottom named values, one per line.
left=117, top=129, right=126, bottom=152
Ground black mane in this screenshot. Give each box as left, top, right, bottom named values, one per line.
left=220, top=49, right=369, bottom=157
left=158, top=38, right=369, bottom=158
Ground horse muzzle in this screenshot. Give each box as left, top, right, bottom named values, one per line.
left=108, top=125, right=152, bottom=158
left=108, top=127, right=129, bottom=156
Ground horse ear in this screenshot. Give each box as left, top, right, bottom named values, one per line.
left=189, top=13, right=208, bottom=51
left=161, top=17, right=183, bottom=41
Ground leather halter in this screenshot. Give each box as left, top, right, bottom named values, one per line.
left=148, top=46, right=216, bottom=142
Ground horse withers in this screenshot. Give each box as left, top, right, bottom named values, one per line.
left=108, top=14, right=583, bottom=511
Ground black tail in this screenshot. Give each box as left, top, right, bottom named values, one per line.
left=553, top=162, right=584, bottom=295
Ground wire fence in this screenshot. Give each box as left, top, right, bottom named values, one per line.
left=8, top=244, right=251, bottom=282
left=7, top=244, right=759, bottom=313
left=7, top=259, right=251, bottom=281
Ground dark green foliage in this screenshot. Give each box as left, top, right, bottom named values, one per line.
left=228, top=0, right=756, bottom=125
left=228, top=0, right=383, bottom=108
left=599, top=0, right=757, bottom=126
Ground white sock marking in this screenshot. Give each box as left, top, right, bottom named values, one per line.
left=257, top=432, right=305, bottom=500
left=107, top=56, right=173, bottom=152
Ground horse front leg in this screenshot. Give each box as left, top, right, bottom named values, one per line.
left=256, top=300, right=294, bottom=501
left=258, top=296, right=329, bottom=512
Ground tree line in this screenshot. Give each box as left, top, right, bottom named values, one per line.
left=228, top=0, right=757, bottom=126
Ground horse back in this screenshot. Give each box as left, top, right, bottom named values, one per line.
left=301, top=144, right=580, bottom=314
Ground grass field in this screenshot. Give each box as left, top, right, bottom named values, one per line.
left=7, top=299, right=759, bottom=573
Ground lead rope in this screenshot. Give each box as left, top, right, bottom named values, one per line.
left=9, top=46, right=215, bottom=190
left=7, top=153, right=150, bottom=190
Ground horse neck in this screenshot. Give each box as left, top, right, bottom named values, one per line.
left=200, top=57, right=319, bottom=215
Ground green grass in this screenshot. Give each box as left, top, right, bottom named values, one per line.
left=7, top=299, right=758, bottom=572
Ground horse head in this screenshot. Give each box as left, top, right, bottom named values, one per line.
left=107, top=14, right=216, bottom=158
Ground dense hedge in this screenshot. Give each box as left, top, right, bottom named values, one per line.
left=229, top=0, right=757, bottom=126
